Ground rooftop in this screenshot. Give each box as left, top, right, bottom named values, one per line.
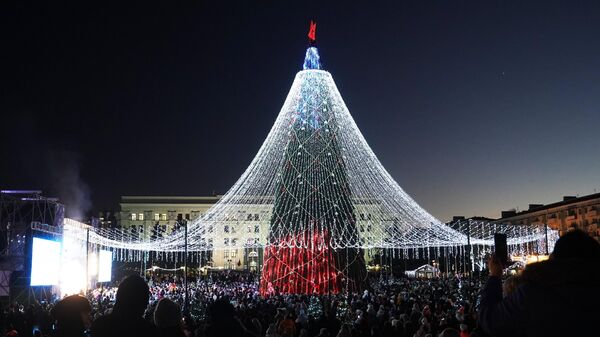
left=499, top=192, right=600, bottom=219
left=120, top=195, right=222, bottom=205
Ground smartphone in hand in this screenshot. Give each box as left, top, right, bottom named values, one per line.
left=494, top=233, right=509, bottom=266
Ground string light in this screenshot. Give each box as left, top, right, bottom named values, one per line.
left=59, top=45, right=557, bottom=270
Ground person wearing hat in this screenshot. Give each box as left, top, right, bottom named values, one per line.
left=478, top=229, right=600, bottom=337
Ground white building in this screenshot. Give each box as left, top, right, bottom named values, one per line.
left=119, top=196, right=268, bottom=271
left=118, top=195, right=383, bottom=270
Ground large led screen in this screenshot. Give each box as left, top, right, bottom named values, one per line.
left=98, top=250, right=113, bottom=282
left=30, top=237, right=61, bottom=286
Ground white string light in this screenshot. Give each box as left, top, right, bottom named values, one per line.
left=60, top=47, right=557, bottom=256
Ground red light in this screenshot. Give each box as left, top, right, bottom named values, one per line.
left=260, top=230, right=341, bottom=295
left=308, top=21, right=317, bottom=42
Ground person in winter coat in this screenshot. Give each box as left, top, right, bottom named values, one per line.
left=478, top=229, right=600, bottom=337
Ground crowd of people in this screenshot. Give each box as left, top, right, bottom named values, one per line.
left=0, top=229, right=598, bottom=337
left=2, top=273, right=481, bottom=337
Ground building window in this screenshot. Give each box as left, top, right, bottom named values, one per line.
left=161, top=214, right=167, bottom=221
left=224, top=225, right=229, bottom=233
left=247, top=225, right=252, bottom=233
left=224, top=250, right=229, bottom=258
left=224, top=238, right=229, bottom=246
left=154, top=213, right=160, bottom=221
left=254, top=225, right=260, bottom=233
left=168, top=211, right=175, bottom=220
left=185, top=213, right=190, bottom=220
left=131, top=213, right=137, bottom=221
left=247, top=214, right=253, bottom=221
left=231, top=250, right=237, bottom=258
left=254, top=214, right=259, bottom=221
left=231, top=238, right=238, bottom=246
left=138, top=213, right=144, bottom=221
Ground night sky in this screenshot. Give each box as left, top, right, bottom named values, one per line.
left=2, top=1, right=600, bottom=221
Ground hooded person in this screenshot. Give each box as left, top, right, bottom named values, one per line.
left=91, top=275, right=159, bottom=337
left=478, top=229, right=600, bottom=337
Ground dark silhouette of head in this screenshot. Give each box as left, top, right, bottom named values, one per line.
left=208, top=299, right=235, bottom=323
left=51, top=295, right=92, bottom=337
left=154, top=298, right=182, bottom=328
left=552, top=229, right=600, bottom=260
left=114, top=275, right=150, bottom=317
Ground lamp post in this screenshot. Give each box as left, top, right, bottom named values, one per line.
left=544, top=223, right=549, bottom=255
left=85, top=228, right=90, bottom=294
left=180, top=219, right=189, bottom=314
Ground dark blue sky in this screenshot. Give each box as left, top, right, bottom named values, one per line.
left=2, top=1, right=599, bottom=221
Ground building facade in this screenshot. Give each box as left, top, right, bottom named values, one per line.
left=119, top=196, right=272, bottom=271
left=119, top=195, right=221, bottom=229
left=118, top=195, right=383, bottom=270
left=497, top=193, right=600, bottom=241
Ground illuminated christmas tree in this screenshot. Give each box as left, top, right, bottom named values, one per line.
left=61, top=22, right=558, bottom=292
left=258, top=22, right=366, bottom=295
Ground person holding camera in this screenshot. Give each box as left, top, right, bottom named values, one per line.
left=477, top=230, right=600, bottom=337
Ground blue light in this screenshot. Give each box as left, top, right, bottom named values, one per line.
left=303, top=47, right=321, bottom=70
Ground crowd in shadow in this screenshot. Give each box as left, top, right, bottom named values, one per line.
left=0, top=229, right=598, bottom=337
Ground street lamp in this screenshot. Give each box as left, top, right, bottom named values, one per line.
left=176, top=218, right=189, bottom=314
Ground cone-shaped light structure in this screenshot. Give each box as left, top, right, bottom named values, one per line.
left=60, top=26, right=559, bottom=293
